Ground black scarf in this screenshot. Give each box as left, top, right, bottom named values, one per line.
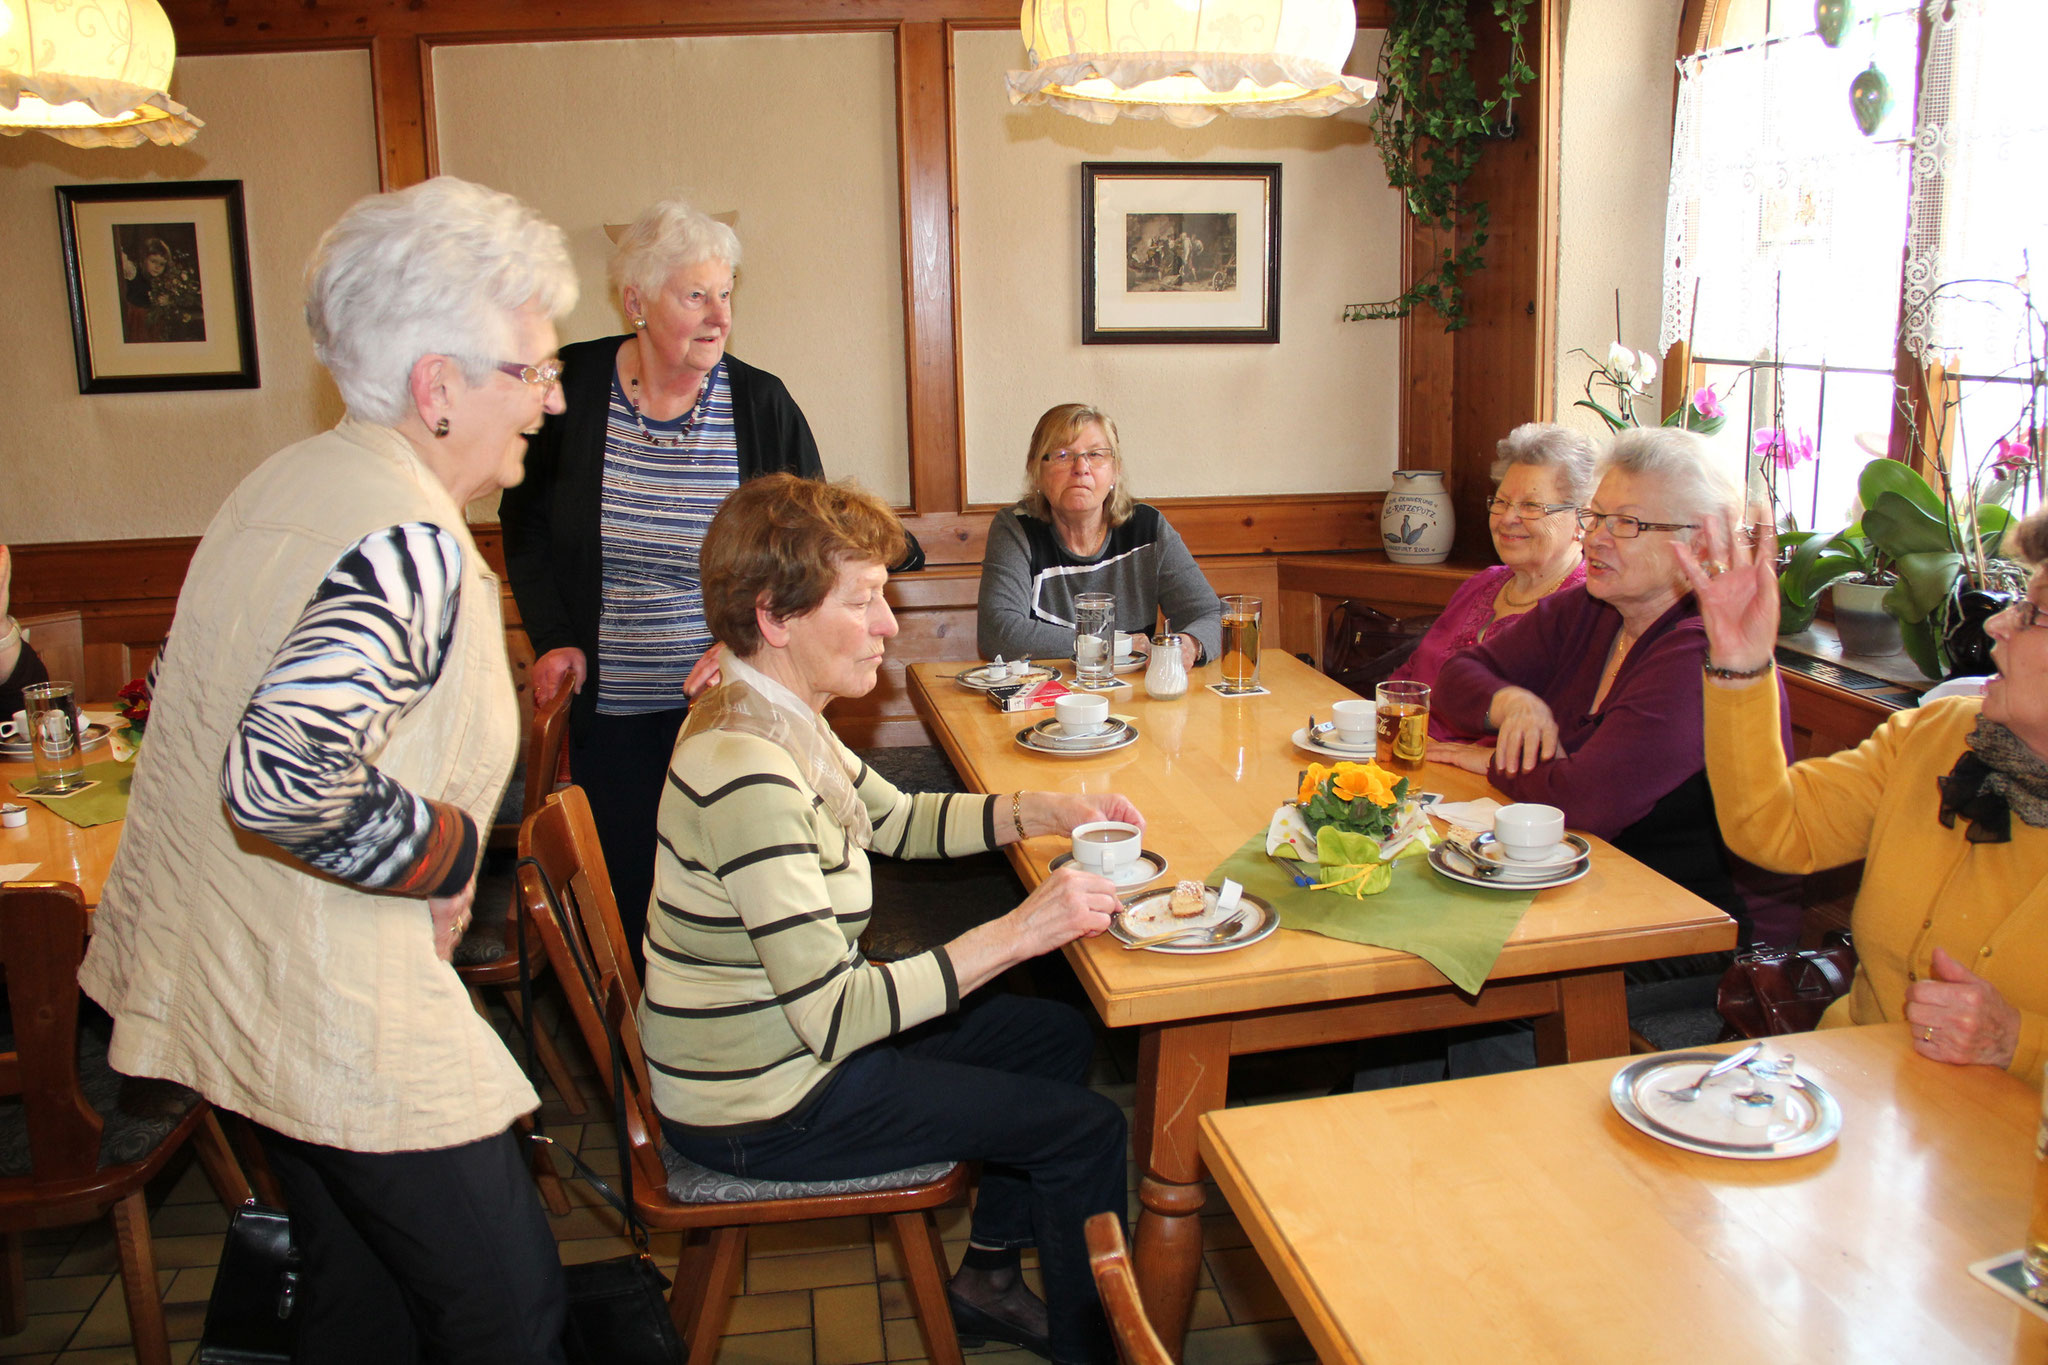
left=1938, top=717, right=2048, bottom=843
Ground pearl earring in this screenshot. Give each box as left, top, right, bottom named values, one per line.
left=632, top=316, right=646, bottom=329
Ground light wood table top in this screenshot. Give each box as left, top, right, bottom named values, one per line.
left=907, top=652, right=1734, bottom=1027
left=1, top=715, right=124, bottom=908
left=907, top=650, right=1739, bottom=1358
left=1200, top=1023, right=2048, bottom=1364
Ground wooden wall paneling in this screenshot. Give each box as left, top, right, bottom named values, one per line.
left=372, top=32, right=431, bottom=190
left=898, top=21, right=965, bottom=517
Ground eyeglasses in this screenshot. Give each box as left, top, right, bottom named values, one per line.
left=1576, top=508, right=1700, bottom=538
left=1486, top=497, right=1577, bottom=520
left=496, top=359, right=564, bottom=388
left=1041, top=449, right=1114, bottom=469
left=1998, top=599, right=2048, bottom=630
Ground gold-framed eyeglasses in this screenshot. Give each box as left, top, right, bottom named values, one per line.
left=1486, top=497, right=1576, bottom=520
left=1041, top=448, right=1114, bottom=468
left=496, top=359, right=564, bottom=387
left=1576, top=508, right=1700, bottom=538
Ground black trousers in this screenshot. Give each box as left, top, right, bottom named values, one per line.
left=661, top=992, right=1127, bottom=1365
left=256, top=1124, right=567, bottom=1365
left=568, top=705, right=688, bottom=976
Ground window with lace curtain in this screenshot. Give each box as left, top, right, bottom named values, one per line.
left=1661, top=0, right=2048, bottom=535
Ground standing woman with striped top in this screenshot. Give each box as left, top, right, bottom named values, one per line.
left=501, top=198, right=826, bottom=966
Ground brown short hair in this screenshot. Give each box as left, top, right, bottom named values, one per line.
left=1019, top=402, right=1135, bottom=528
left=701, top=474, right=906, bottom=656
left=2013, top=509, right=2048, bottom=566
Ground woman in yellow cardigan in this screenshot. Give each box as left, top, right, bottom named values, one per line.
left=1677, top=509, right=2048, bottom=1082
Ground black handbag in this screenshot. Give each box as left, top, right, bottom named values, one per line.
left=517, top=856, right=687, bottom=1365
left=1715, top=935, right=1858, bottom=1039
left=195, top=1200, right=299, bottom=1363
left=1322, top=599, right=1440, bottom=692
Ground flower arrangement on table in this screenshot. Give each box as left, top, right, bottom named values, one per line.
left=113, top=678, right=150, bottom=759
left=1265, top=761, right=1438, bottom=899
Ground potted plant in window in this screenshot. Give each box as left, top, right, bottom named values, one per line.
left=1852, top=455, right=2022, bottom=678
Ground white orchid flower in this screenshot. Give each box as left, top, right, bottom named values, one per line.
left=1633, top=349, right=1658, bottom=388
left=1605, top=341, right=1636, bottom=384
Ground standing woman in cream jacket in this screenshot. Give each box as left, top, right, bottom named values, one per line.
left=81, top=178, right=578, bottom=1363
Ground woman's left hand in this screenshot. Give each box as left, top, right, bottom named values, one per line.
left=1425, top=740, right=1494, bottom=775
left=684, top=643, right=724, bottom=699
left=1019, top=791, right=1145, bottom=840
left=429, top=882, right=477, bottom=963
left=1905, top=946, right=2022, bottom=1068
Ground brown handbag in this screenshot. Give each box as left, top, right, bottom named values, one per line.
left=1321, top=600, right=1440, bottom=693
left=1715, top=937, right=1857, bottom=1039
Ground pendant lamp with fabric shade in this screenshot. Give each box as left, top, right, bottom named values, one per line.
left=0, top=0, right=201, bottom=147
left=1009, top=0, right=1374, bottom=128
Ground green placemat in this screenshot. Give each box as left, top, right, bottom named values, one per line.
left=1212, top=830, right=1534, bottom=994
left=12, top=760, right=134, bottom=827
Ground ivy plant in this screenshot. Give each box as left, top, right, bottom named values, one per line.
left=1346, top=0, right=1537, bottom=331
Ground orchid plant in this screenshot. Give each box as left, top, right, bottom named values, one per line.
left=1570, top=341, right=1730, bottom=436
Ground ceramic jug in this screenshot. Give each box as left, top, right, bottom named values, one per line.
left=1381, top=470, right=1455, bottom=565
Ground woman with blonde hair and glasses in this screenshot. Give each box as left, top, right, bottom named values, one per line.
left=976, top=402, right=1220, bottom=670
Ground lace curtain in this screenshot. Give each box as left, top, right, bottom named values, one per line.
left=1900, top=0, right=2048, bottom=373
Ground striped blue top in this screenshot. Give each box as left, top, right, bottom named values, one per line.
left=596, top=360, right=741, bottom=714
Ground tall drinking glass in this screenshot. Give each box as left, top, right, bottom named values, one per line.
left=1375, top=680, right=1430, bottom=774
left=2026, top=1069, right=2048, bottom=1301
left=22, top=681, right=87, bottom=793
left=1218, top=596, right=1262, bottom=693
left=1073, top=592, right=1115, bottom=687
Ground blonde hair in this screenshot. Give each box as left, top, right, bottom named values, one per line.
left=1019, top=403, right=1134, bottom=528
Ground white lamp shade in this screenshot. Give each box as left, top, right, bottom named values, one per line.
left=0, top=0, right=201, bottom=147
left=1010, top=0, right=1374, bottom=128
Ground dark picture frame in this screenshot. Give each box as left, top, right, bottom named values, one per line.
left=55, top=180, right=260, bottom=394
left=1081, top=162, right=1281, bottom=345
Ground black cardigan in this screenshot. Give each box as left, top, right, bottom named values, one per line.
left=499, top=335, right=824, bottom=731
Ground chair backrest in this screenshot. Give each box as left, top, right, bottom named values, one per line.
left=1084, top=1212, right=1173, bottom=1365
left=18, top=611, right=85, bottom=690
left=0, top=882, right=103, bottom=1181
left=520, top=682, right=573, bottom=825
left=516, top=787, right=667, bottom=1192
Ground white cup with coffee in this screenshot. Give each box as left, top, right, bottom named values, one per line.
left=1053, top=692, right=1110, bottom=737
left=1493, top=803, right=1567, bottom=861
left=1331, top=698, right=1376, bottom=748
left=1071, top=821, right=1142, bottom=876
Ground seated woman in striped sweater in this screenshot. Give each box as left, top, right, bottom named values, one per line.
left=644, top=473, right=1137, bottom=1365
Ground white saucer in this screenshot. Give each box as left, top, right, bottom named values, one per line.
left=1474, top=832, right=1588, bottom=876
left=1023, top=717, right=1133, bottom=750
left=1017, top=720, right=1139, bottom=756
left=1289, top=727, right=1376, bottom=761
left=1048, top=849, right=1169, bottom=887
left=1428, top=840, right=1590, bottom=891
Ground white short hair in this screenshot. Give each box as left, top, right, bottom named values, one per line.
left=610, top=197, right=741, bottom=308
left=304, top=177, right=577, bottom=426
left=1599, top=428, right=1743, bottom=526
left=1490, top=422, right=1599, bottom=504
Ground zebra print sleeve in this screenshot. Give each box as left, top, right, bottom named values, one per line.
left=221, top=523, right=478, bottom=897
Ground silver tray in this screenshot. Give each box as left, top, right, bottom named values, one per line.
left=955, top=661, right=1058, bottom=691
left=1609, top=1051, right=1842, bottom=1160
left=1110, top=885, right=1279, bottom=954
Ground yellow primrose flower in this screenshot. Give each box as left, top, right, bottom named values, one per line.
left=1330, top=761, right=1399, bottom=807
left=1297, top=763, right=1329, bottom=805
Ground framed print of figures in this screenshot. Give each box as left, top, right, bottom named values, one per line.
left=1081, top=162, right=1280, bottom=345
left=55, top=180, right=260, bottom=393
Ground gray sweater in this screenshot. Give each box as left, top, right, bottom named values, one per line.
left=976, top=503, right=1222, bottom=663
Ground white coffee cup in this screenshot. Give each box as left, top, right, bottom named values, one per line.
left=1071, top=820, right=1141, bottom=874
left=1114, top=631, right=1136, bottom=661
left=0, top=709, right=23, bottom=741
left=1331, top=699, right=1376, bottom=747
left=1493, top=803, right=1567, bottom=861
left=1054, top=692, right=1110, bottom=737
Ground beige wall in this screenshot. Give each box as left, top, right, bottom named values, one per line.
left=953, top=29, right=1402, bottom=506
left=433, top=32, right=912, bottom=513
left=0, top=51, right=379, bottom=545
left=1553, top=0, right=1685, bottom=443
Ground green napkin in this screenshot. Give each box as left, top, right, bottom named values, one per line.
left=13, top=760, right=134, bottom=827
left=1211, top=829, right=1534, bottom=994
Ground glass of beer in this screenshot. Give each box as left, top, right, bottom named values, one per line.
left=1073, top=592, right=1116, bottom=687
left=1218, top=596, right=1262, bottom=693
left=1375, top=680, right=1430, bottom=774
left=2025, top=1069, right=2048, bottom=1301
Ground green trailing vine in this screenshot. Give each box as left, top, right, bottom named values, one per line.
left=1347, top=0, right=1537, bottom=331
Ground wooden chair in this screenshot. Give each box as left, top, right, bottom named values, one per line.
left=0, top=882, right=252, bottom=1362
left=461, top=683, right=583, bottom=1213
left=1084, top=1212, right=1172, bottom=1365
left=516, top=786, right=968, bottom=1365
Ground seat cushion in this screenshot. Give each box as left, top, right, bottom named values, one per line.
left=658, top=1142, right=954, bottom=1204
left=0, top=1029, right=200, bottom=1177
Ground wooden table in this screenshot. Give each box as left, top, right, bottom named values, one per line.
left=1199, top=1024, right=2048, bottom=1362
left=1, top=724, right=124, bottom=908
left=904, top=652, right=1736, bottom=1354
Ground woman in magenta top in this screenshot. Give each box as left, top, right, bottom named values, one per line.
left=1388, top=423, right=1596, bottom=746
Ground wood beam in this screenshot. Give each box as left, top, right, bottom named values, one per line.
left=370, top=33, right=429, bottom=190
left=897, top=21, right=963, bottom=515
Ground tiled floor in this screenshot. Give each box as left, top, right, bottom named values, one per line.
left=8, top=995, right=1327, bottom=1365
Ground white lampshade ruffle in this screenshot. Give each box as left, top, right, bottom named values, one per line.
left=0, top=0, right=202, bottom=147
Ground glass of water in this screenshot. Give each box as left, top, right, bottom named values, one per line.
left=22, top=681, right=87, bottom=793
left=1073, top=592, right=1115, bottom=687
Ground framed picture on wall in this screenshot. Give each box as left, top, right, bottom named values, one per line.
left=55, top=180, right=260, bottom=394
left=1081, top=162, right=1280, bottom=344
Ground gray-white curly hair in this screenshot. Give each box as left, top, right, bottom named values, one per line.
left=609, top=197, right=742, bottom=313
left=1490, top=422, right=1599, bottom=505
left=304, top=177, right=576, bottom=427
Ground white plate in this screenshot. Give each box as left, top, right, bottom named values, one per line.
left=1, top=722, right=111, bottom=760
left=1609, top=1052, right=1842, bottom=1160
left=1017, top=721, right=1139, bottom=757
left=1427, top=840, right=1588, bottom=891
left=1019, top=717, right=1133, bottom=750
left=1048, top=848, right=1169, bottom=888
left=1467, top=832, right=1592, bottom=878
left=955, top=662, right=1058, bottom=691
left=1289, top=727, right=1377, bottom=761
left=1111, top=886, right=1279, bottom=954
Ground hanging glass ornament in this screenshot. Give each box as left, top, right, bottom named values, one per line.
left=1850, top=63, right=1891, bottom=136
left=1814, top=0, right=1853, bottom=47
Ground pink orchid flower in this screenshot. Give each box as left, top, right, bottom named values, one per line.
left=1691, top=387, right=1724, bottom=419
left=1753, top=428, right=1816, bottom=471
left=1991, top=433, right=2036, bottom=479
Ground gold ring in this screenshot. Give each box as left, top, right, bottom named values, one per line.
left=1921, top=1025, right=1936, bottom=1042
